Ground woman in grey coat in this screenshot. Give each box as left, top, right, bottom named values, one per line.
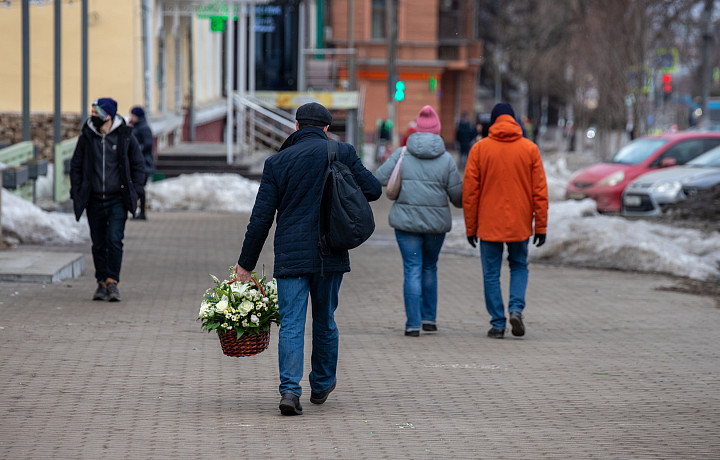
left=375, top=105, right=463, bottom=336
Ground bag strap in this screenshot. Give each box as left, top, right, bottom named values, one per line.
left=327, top=140, right=338, bottom=163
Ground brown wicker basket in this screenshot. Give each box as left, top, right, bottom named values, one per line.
left=217, top=326, right=271, bottom=357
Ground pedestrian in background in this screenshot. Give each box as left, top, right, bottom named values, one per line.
left=70, top=98, right=145, bottom=302
left=473, top=122, right=484, bottom=144
left=375, top=105, right=463, bottom=337
left=463, top=102, right=548, bottom=339
left=400, top=121, right=416, bottom=147
left=129, top=106, right=154, bottom=220
left=455, top=111, right=477, bottom=169
left=233, top=102, right=381, bottom=416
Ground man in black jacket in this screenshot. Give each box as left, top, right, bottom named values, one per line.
left=234, top=102, right=381, bottom=416
left=129, top=106, right=154, bottom=220
left=70, top=98, right=145, bottom=302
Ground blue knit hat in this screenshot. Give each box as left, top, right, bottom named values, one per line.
left=131, top=106, right=145, bottom=118
left=490, top=102, right=515, bottom=126
left=94, top=98, right=118, bottom=119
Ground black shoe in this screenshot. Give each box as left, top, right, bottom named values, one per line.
left=279, top=393, right=303, bottom=416
left=133, top=213, right=146, bottom=220
left=310, top=380, right=336, bottom=405
left=106, top=279, right=121, bottom=302
left=509, top=311, right=525, bottom=337
left=404, top=330, right=420, bottom=337
left=92, top=282, right=108, bottom=301
left=487, top=327, right=505, bottom=339
left=422, top=324, right=437, bottom=332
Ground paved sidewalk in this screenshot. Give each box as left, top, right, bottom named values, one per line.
left=0, top=197, right=718, bottom=459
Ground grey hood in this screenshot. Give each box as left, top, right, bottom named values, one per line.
left=374, top=132, right=463, bottom=234
left=406, top=132, right=446, bottom=159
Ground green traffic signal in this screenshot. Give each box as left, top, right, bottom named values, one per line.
left=394, top=80, right=405, bottom=101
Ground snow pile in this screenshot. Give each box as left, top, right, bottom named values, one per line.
left=146, top=173, right=260, bottom=213
left=543, top=156, right=573, bottom=202
left=35, top=163, right=54, bottom=200
left=1, top=188, right=89, bottom=245
left=4, top=167, right=720, bottom=281
left=445, top=199, right=720, bottom=281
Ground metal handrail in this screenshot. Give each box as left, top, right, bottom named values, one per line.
left=233, top=94, right=340, bottom=156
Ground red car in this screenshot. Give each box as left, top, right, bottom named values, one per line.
left=565, top=132, right=720, bottom=212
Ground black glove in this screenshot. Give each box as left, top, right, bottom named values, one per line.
left=467, top=235, right=478, bottom=248
left=533, top=233, right=546, bottom=247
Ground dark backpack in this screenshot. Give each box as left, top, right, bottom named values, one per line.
left=319, top=140, right=375, bottom=253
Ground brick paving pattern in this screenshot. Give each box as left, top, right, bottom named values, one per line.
left=1, top=197, right=718, bottom=459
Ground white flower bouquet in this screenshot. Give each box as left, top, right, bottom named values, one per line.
left=198, top=268, right=280, bottom=356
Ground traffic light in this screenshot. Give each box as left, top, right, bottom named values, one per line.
left=394, top=80, right=405, bottom=101
left=662, top=73, right=672, bottom=93
left=662, top=73, right=672, bottom=102
left=429, top=75, right=438, bottom=93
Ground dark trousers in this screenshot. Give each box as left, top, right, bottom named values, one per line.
left=138, top=173, right=150, bottom=217
left=86, top=196, right=127, bottom=282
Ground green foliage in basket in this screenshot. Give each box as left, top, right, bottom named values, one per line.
left=198, top=267, right=280, bottom=337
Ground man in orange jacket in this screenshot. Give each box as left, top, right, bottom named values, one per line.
left=462, top=103, right=548, bottom=339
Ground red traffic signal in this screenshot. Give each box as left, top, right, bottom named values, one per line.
left=662, top=73, right=672, bottom=93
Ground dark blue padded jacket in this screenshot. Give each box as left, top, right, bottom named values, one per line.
left=237, top=127, right=382, bottom=277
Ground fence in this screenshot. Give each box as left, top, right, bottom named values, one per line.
left=54, top=137, right=77, bottom=202
left=0, top=141, right=43, bottom=202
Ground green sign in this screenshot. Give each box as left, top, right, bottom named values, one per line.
left=210, top=16, right=226, bottom=32
left=197, top=2, right=237, bottom=32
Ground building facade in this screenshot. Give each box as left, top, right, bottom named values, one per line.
left=0, top=0, right=229, bottom=156
left=326, top=0, right=482, bottom=143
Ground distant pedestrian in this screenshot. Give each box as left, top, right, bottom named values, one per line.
left=400, top=121, right=416, bottom=147
left=463, top=102, right=548, bottom=339
left=375, top=105, right=463, bottom=337
left=522, top=117, right=535, bottom=141
left=70, top=97, right=145, bottom=302
left=473, top=123, right=484, bottom=144
left=455, top=111, right=477, bottom=169
left=233, top=102, right=381, bottom=416
left=129, top=106, right=154, bottom=220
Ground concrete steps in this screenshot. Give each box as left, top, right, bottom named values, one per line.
left=0, top=251, right=84, bottom=283
left=154, top=142, right=263, bottom=181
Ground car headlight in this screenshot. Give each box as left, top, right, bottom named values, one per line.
left=596, top=171, right=625, bottom=187
left=650, top=180, right=682, bottom=195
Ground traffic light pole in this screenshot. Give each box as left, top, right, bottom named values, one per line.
left=700, top=0, right=714, bottom=127
left=386, top=0, right=398, bottom=147
left=347, top=0, right=357, bottom=148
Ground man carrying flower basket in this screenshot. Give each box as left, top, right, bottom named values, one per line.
left=234, top=102, right=382, bottom=416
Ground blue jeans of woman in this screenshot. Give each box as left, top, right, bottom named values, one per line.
left=479, top=239, right=529, bottom=330
left=276, top=272, right=343, bottom=397
left=86, top=196, right=127, bottom=282
left=395, top=229, right=446, bottom=331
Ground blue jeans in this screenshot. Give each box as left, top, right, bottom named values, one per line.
left=480, top=239, right=529, bottom=330
left=395, top=230, right=446, bottom=331
left=276, top=272, right=343, bottom=397
left=86, top=196, right=127, bottom=282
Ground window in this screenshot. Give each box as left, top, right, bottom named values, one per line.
left=371, top=0, right=386, bottom=39
left=652, top=140, right=704, bottom=167
left=439, top=0, right=464, bottom=41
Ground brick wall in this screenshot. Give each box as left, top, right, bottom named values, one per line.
left=0, top=113, right=82, bottom=160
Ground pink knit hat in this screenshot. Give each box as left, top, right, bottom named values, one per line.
left=415, top=105, right=441, bottom=135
